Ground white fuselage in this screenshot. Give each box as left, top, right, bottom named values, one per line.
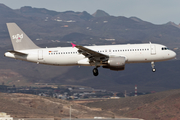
left=5, top=43, right=176, bottom=66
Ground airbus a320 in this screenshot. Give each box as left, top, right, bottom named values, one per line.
left=4, top=23, right=176, bottom=76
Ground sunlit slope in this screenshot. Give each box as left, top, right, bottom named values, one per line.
left=0, top=93, right=113, bottom=119
left=84, top=89, right=180, bottom=120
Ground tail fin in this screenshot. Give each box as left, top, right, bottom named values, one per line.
left=6, top=23, right=40, bottom=50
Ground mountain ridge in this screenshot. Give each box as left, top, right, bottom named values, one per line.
left=0, top=3, right=180, bottom=48
left=92, top=9, right=110, bottom=17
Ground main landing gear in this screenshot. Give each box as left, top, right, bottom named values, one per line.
left=151, top=61, right=156, bottom=72
left=93, top=67, right=99, bottom=76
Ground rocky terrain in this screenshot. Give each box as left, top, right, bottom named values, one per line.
left=83, top=89, right=180, bottom=120
left=0, top=3, right=180, bottom=48
left=2, top=88, right=180, bottom=120
left=0, top=93, right=114, bottom=120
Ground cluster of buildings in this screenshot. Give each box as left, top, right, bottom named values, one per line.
left=0, top=112, right=54, bottom=120
left=0, top=112, right=13, bottom=120
left=38, top=87, right=116, bottom=100
left=0, top=84, right=152, bottom=100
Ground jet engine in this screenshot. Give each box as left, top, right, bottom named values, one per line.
left=103, top=56, right=126, bottom=71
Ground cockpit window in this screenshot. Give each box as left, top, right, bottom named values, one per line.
left=162, top=47, right=169, bottom=50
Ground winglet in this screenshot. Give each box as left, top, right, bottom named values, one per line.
left=71, top=43, right=76, bottom=48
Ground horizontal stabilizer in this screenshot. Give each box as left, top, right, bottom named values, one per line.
left=8, top=50, right=28, bottom=56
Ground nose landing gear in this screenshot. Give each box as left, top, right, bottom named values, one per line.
left=151, top=62, right=156, bottom=72
left=93, top=67, right=99, bottom=76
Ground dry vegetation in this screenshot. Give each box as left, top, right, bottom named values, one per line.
left=83, top=89, right=180, bottom=120
left=1, top=87, right=180, bottom=120
left=0, top=93, right=114, bottom=120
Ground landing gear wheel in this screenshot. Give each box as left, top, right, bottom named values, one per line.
left=152, top=68, right=156, bottom=72
left=151, top=62, right=156, bottom=72
left=93, top=68, right=99, bottom=76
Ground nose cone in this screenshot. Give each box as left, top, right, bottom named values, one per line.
left=170, top=50, right=176, bottom=59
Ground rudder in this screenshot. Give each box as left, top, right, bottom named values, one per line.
left=6, top=23, right=40, bottom=50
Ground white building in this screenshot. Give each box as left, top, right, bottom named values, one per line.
left=0, top=112, right=13, bottom=120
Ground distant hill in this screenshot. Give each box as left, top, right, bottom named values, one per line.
left=46, top=60, right=180, bottom=92
left=165, top=21, right=180, bottom=29
left=84, top=89, right=180, bottom=120
left=92, top=10, right=110, bottom=17
left=0, top=4, right=180, bottom=48
left=129, top=17, right=145, bottom=23
left=0, top=3, right=180, bottom=93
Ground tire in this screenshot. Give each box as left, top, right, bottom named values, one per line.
left=152, top=68, right=156, bottom=72
left=93, top=68, right=99, bottom=76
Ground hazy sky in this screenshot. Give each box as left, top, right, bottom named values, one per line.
left=1, top=0, right=180, bottom=24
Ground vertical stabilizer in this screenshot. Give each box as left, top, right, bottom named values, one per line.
left=6, top=23, right=40, bottom=50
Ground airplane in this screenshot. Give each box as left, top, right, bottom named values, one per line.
left=4, top=23, right=176, bottom=76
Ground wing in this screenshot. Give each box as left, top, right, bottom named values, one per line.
left=75, top=45, right=109, bottom=64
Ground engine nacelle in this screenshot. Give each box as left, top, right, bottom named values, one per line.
left=103, top=56, right=126, bottom=71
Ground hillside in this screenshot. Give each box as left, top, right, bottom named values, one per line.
left=1, top=49, right=179, bottom=92
left=47, top=60, right=180, bottom=92
left=0, top=93, right=114, bottom=120
left=0, top=3, right=180, bottom=93
left=83, top=89, right=180, bottom=120
left=92, top=10, right=110, bottom=17
left=2, top=89, right=180, bottom=120
left=0, top=4, right=180, bottom=48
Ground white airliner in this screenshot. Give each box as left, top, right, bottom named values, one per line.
left=4, top=23, right=176, bottom=76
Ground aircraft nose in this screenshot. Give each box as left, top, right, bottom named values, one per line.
left=170, top=50, right=176, bottom=59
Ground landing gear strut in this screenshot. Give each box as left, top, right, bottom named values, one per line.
left=151, top=62, right=156, bottom=72
left=93, top=67, right=99, bottom=76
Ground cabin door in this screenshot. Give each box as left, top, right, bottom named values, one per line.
left=38, top=50, right=43, bottom=60
left=150, top=45, right=156, bottom=55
